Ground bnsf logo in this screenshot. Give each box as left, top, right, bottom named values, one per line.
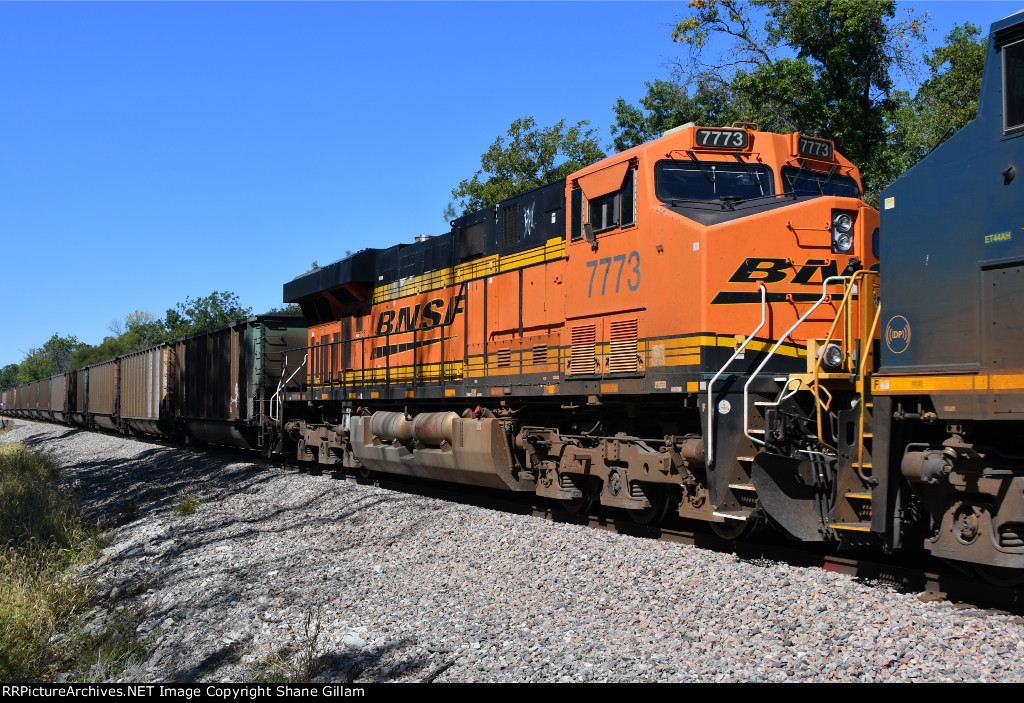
left=712, top=258, right=843, bottom=305
left=376, top=295, right=464, bottom=335
left=729, top=258, right=839, bottom=284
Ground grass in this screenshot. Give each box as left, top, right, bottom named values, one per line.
left=252, top=606, right=327, bottom=683
left=74, top=607, right=149, bottom=682
left=0, top=442, right=99, bottom=682
left=174, top=494, right=200, bottom=516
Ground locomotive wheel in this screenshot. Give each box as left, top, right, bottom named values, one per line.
left=559, top=495, right=594, bottom=514
left=710, top=518, right=751, bottom=540
left=973, top=564, right=1024, bottom=587
left=559, top=477, right=598, bottom=514
left=629, top=486, right=671, bottom=526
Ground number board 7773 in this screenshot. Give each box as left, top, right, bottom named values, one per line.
left=694, top=128, right=749, bottom=150
left=796, top=136, right=834, bottom=160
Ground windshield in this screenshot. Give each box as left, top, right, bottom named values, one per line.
left=656, top=161, right=774, bottom=203
left=781, top=167, right=861, bottom=198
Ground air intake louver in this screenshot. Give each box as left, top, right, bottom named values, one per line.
left=570, top=325, right=597, bottom=375
left=608, top=319, right=639, bottom=373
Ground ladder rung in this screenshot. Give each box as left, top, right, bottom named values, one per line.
left=736, top=455, right=755, bottom=462
left=830, top=523, right=871, bottom=532
left=713, top=510, right=749, bottom=521
left=748, top=428, right=765, bottom=434
left=729, top=483, right=757, bottom=492
left=852, top=463, right=873, bottom=469
left=845, top=493, right=872, bottom=500
left=754, top=401, right=773, bottom=406
left=863, top=433, right=873, bottom=438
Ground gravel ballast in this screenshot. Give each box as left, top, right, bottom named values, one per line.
left=4, top=420, right=1024, bottom=683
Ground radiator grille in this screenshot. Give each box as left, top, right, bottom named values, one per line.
left=497, top=348, right=511, bottom=368
left=608, top=319, right=639, bottom=373
left=569, top=325, right=597, bottom=375
left=532, top=345, right=548, bottom=365
left=501, top=204, right=520, bottom=249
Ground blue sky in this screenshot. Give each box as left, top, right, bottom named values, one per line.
left=0, top=0, right=1015, bottom=368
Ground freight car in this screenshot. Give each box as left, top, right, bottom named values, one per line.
left=2, top=315, right=307, bottom=455
left=276, top=12, right=1024, bottom=583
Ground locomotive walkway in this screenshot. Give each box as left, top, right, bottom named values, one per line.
left=4, top=420, right=1023, bottom=683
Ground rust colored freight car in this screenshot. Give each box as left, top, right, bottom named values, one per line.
left=48, top=373, right=68, bottom=423
left=31, top=379, right=45, bottom=420
left=68, top=367, right=88, bottom=427
left=281, top=123, right=879, bottom=533
left=119, top=344, right=175, bottom=437
left=87, top=359, right=118, bottom=431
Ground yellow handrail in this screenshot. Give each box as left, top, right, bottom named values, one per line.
left=808, top=270, right=879, bottom=451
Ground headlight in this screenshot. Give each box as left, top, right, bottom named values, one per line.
left=833, top=212, right=853, bottom=233
left=820, top=343, right=844, bottom=370
left=832, top=210, right=856, bottom=253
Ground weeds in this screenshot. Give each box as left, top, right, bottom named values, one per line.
left=0, top=442, right=98, bottom=681
left=174, top=494, right=200, bottom=517
left=0, top=443, right=93, bottom=552
left=75, top=607, right=149, bottom=682
left=252, top=606, right=327, bottom=683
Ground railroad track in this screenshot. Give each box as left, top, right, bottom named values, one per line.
left=9, top=417, right=1024, bottom=615
left=346, top=468, right=1024, bottom=615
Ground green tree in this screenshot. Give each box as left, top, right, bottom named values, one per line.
left=444, top=117, right=606, bottom=219
left=18, top=334, right=81, bottom=381
left=610, top=79, right=741, bottom=153
left=264, top=303, right=303, bottom=315
left=0, top=364, right=19, bottom=391
left=70, top=336, right=128, bottom=370
left=121, top=310, right=168, bottom=350
left=909, top=23, right=987, bottom=160
left=666, top=0, right=929, bottom=203
left=164, top=291, right=252, bottom=338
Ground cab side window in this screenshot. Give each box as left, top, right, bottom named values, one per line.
left=571, top=166, right=637, bottom=241
left=1005, top=39, right=1024, bottom=133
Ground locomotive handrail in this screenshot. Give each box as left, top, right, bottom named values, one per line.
left=271, top=353, right=307, bottom=422
left=808, top=269, right=879, bottom=451
left=707, top=282, right=767, bottom=468
left=300, top=281, right=468, bottom=393
left=856, top=289, right=883, bottom=483
left=743, top=275, right=847, bottom=450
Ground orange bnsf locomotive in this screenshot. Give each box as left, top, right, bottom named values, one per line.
left=281, top=122, right=880, bottom=537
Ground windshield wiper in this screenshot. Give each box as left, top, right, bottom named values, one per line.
left=686, top=150, right=717, bottom=187
left=784, top=159, right=809, bottom=199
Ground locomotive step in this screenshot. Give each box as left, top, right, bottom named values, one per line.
left=844, top=493, right=872, bottom=500
left=728, top=483, right=757, bottom=492
left=830, top=523, right=872, bottom=532
left=712, top=510, right=749, bottom=521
